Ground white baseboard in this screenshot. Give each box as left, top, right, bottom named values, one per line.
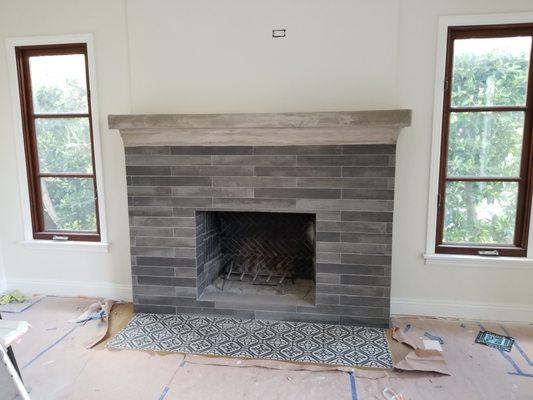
left=391, top=296, right=533, bottom=323
left=5, top=278, right=133, bottom=301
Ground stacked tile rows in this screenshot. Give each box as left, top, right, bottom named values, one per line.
left=127, top=144, right=395, bottom=327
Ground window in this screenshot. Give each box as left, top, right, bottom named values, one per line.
left=15, top=43, right=101, bottom=242
left=436, top=24, right=533, bottom=257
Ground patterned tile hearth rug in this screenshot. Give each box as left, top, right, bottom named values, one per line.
left=107, top=313, right=393, bottom=369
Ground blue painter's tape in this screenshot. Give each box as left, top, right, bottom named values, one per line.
left=348, top=371, right=358, bottom=400
left=157, top=386, right=170, bottom=400
left=179, top=354, right=187, bottom=368
left=500, top=325, right=533, bottom=367
left=22, top=325, right=78, bottom=370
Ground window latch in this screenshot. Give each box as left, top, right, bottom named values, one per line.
left=52, top=235, right=69, bottom=241
left=478, top=250, right=499, bottom=257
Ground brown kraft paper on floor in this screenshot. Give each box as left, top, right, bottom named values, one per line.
left=391, top=326, right=451, bottom=375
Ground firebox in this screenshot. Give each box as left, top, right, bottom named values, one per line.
left=196, top=211, right=316, bottom=307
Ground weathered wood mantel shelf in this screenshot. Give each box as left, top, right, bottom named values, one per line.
left=108, top=109, right=412, bottom=146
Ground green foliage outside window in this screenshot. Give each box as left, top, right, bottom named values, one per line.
left=444, top=44, right=529, bottom=244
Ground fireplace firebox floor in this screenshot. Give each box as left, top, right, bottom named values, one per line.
left=200, top=278, right=315, bottom=307
left=107, top=313, right=393, bottom=368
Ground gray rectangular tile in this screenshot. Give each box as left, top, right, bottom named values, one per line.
left=212, top=155, right=296, bottom=166
left=171, top=166, right=253, bottom=176
left=254, top=188, right=341, bottom=199
left=132, top=176, right=212, bottom=186
left=171, top=146, right=252, bottom=155
left=212, top=198, right=296, bottom=210
left=255, top=167, right=341, bottom=177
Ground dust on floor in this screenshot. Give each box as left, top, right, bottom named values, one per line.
left=2, top=296, right=533, bottom=399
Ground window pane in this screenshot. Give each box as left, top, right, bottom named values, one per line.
left=443, top=181, right=518, bottom=245
left=35, top=118, right=92, bottom=173
left=29, top=54, right=88, bottom=114
left=447, top=111, right=524, bottom=177
left=40, top=177, right=97, bottom=232
left=451, top=36, right=531, bottom=107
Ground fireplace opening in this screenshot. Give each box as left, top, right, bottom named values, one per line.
left=196, top=211, right=316, bottom=307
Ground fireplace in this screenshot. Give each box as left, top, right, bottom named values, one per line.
left=196, top=211, right=316, bottom=307
left=110, top=110, right=411, bottom=327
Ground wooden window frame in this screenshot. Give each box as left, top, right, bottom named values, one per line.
left=15, top=43, right=101, bottom=242
left=435, top=23, right=533, bottom=257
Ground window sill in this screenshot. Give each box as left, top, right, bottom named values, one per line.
left=423, top=253, right=533, bottom=269
left=20, top=240, right=110, bottom=253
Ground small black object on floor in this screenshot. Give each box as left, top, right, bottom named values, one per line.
left=475, top=330, right=514, bottom=352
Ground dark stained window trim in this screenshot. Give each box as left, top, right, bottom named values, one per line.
left=436, top=23, right=533, bottom=257
left=15, top=43, right=101, bottom=242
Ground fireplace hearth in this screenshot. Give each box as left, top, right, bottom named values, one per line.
left=109, top=110, right=411, bottom=327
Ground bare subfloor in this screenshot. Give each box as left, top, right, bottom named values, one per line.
left=2, top=296, right=533, bottom=399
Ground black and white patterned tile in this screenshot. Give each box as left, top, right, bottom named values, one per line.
left=107, top=313, right=392, bottom=368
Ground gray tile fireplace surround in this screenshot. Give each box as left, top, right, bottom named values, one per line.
left=111, top=110, right=411, bottom=328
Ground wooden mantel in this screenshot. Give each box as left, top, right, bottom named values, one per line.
left=108, top=109, right=411, bottom=146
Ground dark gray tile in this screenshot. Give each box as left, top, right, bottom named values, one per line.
left=131, top=247, right=175, bottom=257
left=342, top=144, right=395, bottom=154
left=171, top=187, right=253, bottom=198
left=297, top=155, right=389, bottom=166
left=134, top=217, right=195, bottom=227
left=316, top=294, right=340, bottom=305
left=297, top=177, right=390, bottom=189
left=342, top=167, right=395, bottom=178
left=342, top=188, right=394, bottom=200
left=254, top=188, right=341, bottom=199
left=340, top=275, right=390, bottom=287
left=316, top=232, right=340, bottom=242
left=170, top=197, right=212, bottom=208
left=126, top=166, right=171, bottom=176
left=317, top=263, right=385, bottom=276
left=132, top=176, right=212, bottom=186
left=342, top=211, right=393, bottom=222
left=255, top=167, right=341, bottom=177
left=126, top=155, right=211, bottom=166
left=213, top=176, right=297, bottom=188
left=132, top=266, right=175, bottom=277
left=340, top=296, right=390, bottom=307
left=316, top=284, right=385, bottom=297
left=136, top=236, right=195, bottom=248
left=130, top=227, right=174, bottom=237
left=341, top=232, right=392, bottom=244
left=133, top=285, right=176, bottom=296
left=137, top=257, right=195, bottom=267
left=212, top=155, right=296, bottom=166
left=340, top=316, right=389, bottom=328
left=171, top=146, right=252, bottom=155
left=127, top=186, right=171, bottom=196
left=171, top=166, right=253, bottom=176
left=253, top=145, right=341, bottom=155
left=137, top=276, right=196, bottom=287
left=128, top=207, right=173, bottom=217
left=316, top=273, right=341, bottom=284
left=212, top=198, right=296, bottom=210
left=340, top=254, right=391, bottom=266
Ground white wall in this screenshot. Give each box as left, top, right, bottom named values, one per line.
left=127, top=0, right=399, bottom=113
left=393, top=0, right=533, bottom=321
left=0, top=0, right=532, bottom=319
left=0, top=0, right=132, bottom=299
